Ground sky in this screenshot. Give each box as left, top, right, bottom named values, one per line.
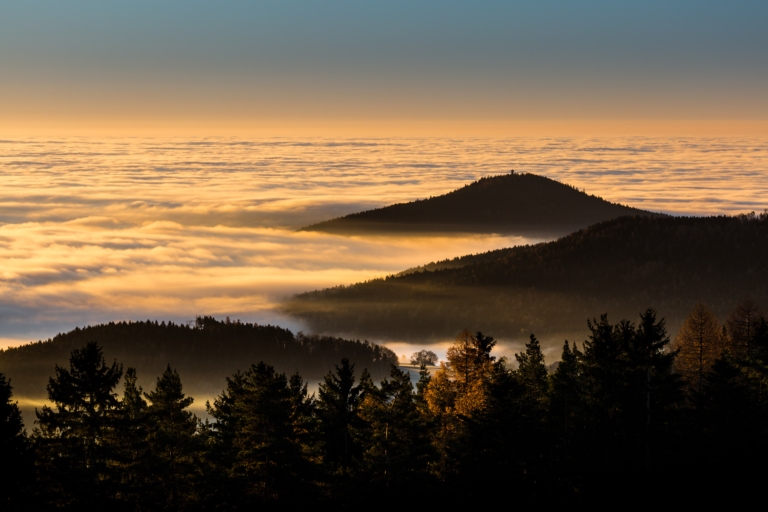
left=2, top=1, right=768, bottom=136
left=1, top=2, right=768, bottom=366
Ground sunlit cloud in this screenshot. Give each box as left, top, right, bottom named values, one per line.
left=0, top=137, right=766, bottom=349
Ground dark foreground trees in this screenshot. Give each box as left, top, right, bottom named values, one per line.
left=0, top=372, right=32, bottom=511
left=5, top=307, right=768, bottom=508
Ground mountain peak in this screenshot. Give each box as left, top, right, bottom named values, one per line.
left=300, top=172, right=661, bottom=236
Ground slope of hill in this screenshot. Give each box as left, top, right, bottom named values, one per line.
left=301, top=172, right=660, bottom=236
left=285, top=213, right=768, bottom=343
left=0, top=316, right=397, bottom=399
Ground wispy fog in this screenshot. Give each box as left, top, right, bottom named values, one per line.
left=0, top=137, right=766, bottom=347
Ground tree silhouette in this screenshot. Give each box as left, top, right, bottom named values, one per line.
left=144, top=365, right=200, bottom=510
left=410, top=350, right=438, bottom=366
left=0, top=372, right=32, bottom=511
left=34, top=342, right=123, bottom=506
left=726, top=298, right=763, bottom=358
left=317, top=358, right=363, bottom=471
left=674, top=302, right=725, bottom=392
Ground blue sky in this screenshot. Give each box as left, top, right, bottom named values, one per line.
left=1, top=1, right=767, bottom=134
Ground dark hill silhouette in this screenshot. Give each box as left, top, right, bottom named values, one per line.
left=301, top=172, right=661, bottom=236
left=0, top=316, right=397, bottom=399
left=285, top=213, right=768, bottom=343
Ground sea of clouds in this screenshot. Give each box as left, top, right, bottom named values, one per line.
left=1, top=137, right=766, bottom=357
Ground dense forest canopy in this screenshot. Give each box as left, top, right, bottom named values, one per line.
left=285, top=214, right=768, bottom=343
left=3, top=306, right=768, bottom=508
left=300, top=172, right=660, bottom=236
left=0, top=317, right=397, bottom=399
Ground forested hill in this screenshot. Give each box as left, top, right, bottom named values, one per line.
left=0, top=317, right=397, bottom=398
left=300, top=172, right=660, bottom=236
left=285, top=213, right=768, bottom=342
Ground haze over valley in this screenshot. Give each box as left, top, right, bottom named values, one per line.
left=2, top=136, right=767, bottom=354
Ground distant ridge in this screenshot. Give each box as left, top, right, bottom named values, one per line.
left=301, top=172, right=661, bottom=236
left=285, top=214, right=768, bottom=343
left=0, top=317, right=397, bottom=399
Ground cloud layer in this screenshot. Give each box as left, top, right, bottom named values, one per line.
left=0, top=137, right=766, bottom=346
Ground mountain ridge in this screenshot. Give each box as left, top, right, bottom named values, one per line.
left=285, top=213, right=768, bottom=343
left=301, top=172, right=662, bottom=236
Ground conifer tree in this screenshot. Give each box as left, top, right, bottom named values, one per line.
left=224, top=363, right=314, bottom=505
left=112, top=367, right=149, bottom=507
left=691, top=355, right=766, bottom=490
left=578, top=311, right=682, bottom=496
left=548, top=341, right=587, bottom=492
left=144, top=365, right=200, bottom=510
left=513, top=335, right=550, bottom=471
left=753, top=317, right=768, bottom=359
left=726, top=298, right=763, bottom=358
left=357, top=365, right=433, bottom=494
left=34, top=342, right=123, bottom=506
left=549, top=341, right=584, bottom=438
left=317, top=358, right=363, bottom=471
left=630, top=309, right=683, bottom=476
left=515, top=334, right=550, bottom=407
left=674, top=302, right=725, bottom=392
left=0, top=372, right=32, bottom=511
left=202, top=371, right=247, bottom=507
left=287, top=371, right=318, bottom=455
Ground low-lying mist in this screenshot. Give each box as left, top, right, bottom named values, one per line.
left=1, top=136, right=766, bottom=349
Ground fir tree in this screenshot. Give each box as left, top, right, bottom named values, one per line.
left=317, top=358, right=363, bottom=471
left=726, top=298, right=763, bottom=358
left=357, top=365, right=434, bottom=495
left=0, top=372, right=32, bottom=511
left=111, top=367, right=149, bottom=508
left=547, top=341, right=587, bottom=494
left=144, top=365, right=200, bottom=510
left=515, top=334, right=550, bottom=407
left=34, top=342, right=123, bottom=507
left=227, top=363, right=314, bottom=505
left=673, top=302, right=725, bottom=392
left=691, top=355, right=766, bottom=492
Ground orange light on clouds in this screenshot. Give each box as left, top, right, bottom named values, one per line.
left=3, top=117, right=768, bottom=138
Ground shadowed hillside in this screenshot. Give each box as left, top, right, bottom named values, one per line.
left=301, top=172, right=660, bottom=236
left=0, top=316, right=397, bottom=398
left=285, top=214, right=768, bottom=343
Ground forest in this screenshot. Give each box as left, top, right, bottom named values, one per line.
left=2, top=301, right=767, bottom=509
left=301, top=172, right=658, bottom=236
left=0, top=317, right=397, bottom=399
left=286, top=213, right=768, bottom=341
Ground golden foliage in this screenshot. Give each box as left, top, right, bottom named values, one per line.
left=673, top=302, right=725, bottom=390
left=726, top=298, right=763, bottom=357
left=424, top=330, right=494, bottom=419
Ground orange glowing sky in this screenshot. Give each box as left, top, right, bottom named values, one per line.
left=2, top=1, right=767, bottom=137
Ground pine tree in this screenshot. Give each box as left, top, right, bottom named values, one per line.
left=357, top=365, right=434, bottom=495
left=549, top=341, right=584, bottom=439
left=111, top=367, right=149, bottom=508
left=316, top=358, right=363, bottom=471
left=548, top=341, right=586, bottom=494
left=726, top=298, right=763, bottom=358
left=753, top=317, right=768, bottom=359
left=446, top=330, right=495, bottom=395
left=515, top=334, right=550, bottom=406
left=34, top=342, right=123, bottom=507
left=674, top=302, right=725, bottom=392
left=227, top=363, right=314, bottom=504
left=578, top=311, right=683, bottom=499
left=691, top=355, right=766, bottom=491
left=144, top=365, right=200, bottom=510
left=414, top=363, right=432, bottom=408
left=630, top=309, right=683, bottom=478
left=0, top=372, right=32, bottom=511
